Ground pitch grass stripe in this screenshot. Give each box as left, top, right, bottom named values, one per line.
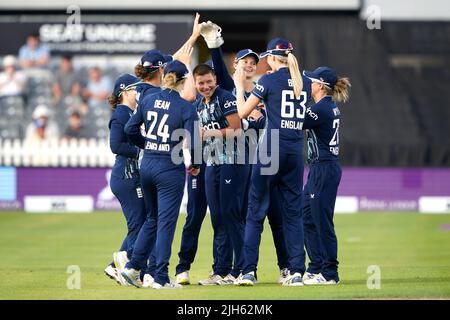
left=0, top=212, right=449, bottom=299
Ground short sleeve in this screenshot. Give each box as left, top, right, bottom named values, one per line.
left=303, top=104, right=324, bottom=130
left=251, top=74, right=270, bottom=101
left=220, top=90, right=238, bottom=117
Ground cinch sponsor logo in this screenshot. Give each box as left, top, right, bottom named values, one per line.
left=224, top=100, right=237, bottom=109
left=203, top=122, right=221, bottom=130
left=306, top=108, right=319, bottom=120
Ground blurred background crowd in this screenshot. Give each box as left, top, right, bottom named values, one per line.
left=0, top=0, right=449, bottom=167
left=0, top=33, right=120, bottom=143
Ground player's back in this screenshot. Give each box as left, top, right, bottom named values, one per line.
left=139, top=89, right=196, bottom=158
left=136, top=82, right=161, bottom=105
left=252, top=68, right=310, bottom=155
left=305, top=96, right=341, bottom=163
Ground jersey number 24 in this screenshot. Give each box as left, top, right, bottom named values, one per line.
left=146, top=111, right=170, bottom=143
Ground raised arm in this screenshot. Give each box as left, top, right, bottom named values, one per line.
left=172, top=13, right=202, bottom=60
left=177, top=44, right=197, bottom=102
left=210, top=47, right=234, bottom=91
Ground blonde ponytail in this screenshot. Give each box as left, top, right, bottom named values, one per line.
left=162, top=72, right=184, bottom=92
left=332, top=77, right=351, bottom=103
left=287, top=53, right=303, bottom=99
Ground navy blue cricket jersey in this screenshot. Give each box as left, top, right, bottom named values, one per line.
left=136, top=82, right=161, bottom=106
left=195, top=86, right=239, bottom=165
left=108, top=104, right=145, bottom=179
left=303, top=96, right=341, bottom=163
left=125, top=88, right=199, bottom=161
left=251, top=67, right=312, bottom=155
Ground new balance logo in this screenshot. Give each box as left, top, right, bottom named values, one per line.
left=225, top=179, right=231, bottom=184
left=310, top=194, right=315, bottom=199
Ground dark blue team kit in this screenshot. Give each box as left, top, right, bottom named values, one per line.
left=108, top=42, right=343, bottom=285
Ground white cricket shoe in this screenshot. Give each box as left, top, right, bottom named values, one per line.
left=198, top=273, right=223, bottom=285
left=121, top=267, right=142, bottom=288
left=278, top=268, right=290, bottom=284
left=152, top=281, right=183, bottom=289
left=303, top=272, right=319, bottom=282
left=104, top=265, right=121, bottom=285
left=235, top=272, right=257, bottom=286
left=282, top=272, right=304, bottom=287
left=142, top=274, right=155, bottom=288
left=303, top=273, right=339, bottom=285
left=176, top=271, right=190, bottom=285
left=113, top=251, right=129, bottom=271
left=216, top=274, right=236, bottom=285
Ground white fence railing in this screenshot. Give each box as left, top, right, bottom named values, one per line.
left=0, top=138, right=115, bottom=167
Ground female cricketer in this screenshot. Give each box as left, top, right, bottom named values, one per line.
left=233, top=37, right=310, bottom=286
left=104, top=74, right=145, bottom=285
left=192, top=63, right=249, bottom=286
left=121, top=60, right=200, bottom=289
left=200, top=21, right=290, bottom=283
left=301, top=66, right=351, bottom=285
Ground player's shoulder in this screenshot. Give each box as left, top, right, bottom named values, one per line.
left=314, top=97, right=337, bottom=115
left=215, top=87, right=235, bottom=100
left=112, top=104, right=128, bottom=115
left=110, top=104, right=131, bottom=123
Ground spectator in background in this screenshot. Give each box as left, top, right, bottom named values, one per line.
left=0, top=55, right=27, bottom=97
left=82, top=67, right=112, bottom=109
left=24, top=104, right=59, bottom=144
left=63, top=110, right=90, bottom=140
left=52, top=55, right=81, bottom=105
left=18, top=34, right=50, bottom=69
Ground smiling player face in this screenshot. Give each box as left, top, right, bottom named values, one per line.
left=234, top=56, right=257, bottom=79
left=195, top=73, right=217, bottom=100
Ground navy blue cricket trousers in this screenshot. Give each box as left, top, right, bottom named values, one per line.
left=243, top=152, right=305, bottom=275
left=176, top=163, right=211, bottom=274
left=205, top=163, right=249, bottom=277
left=110, top=175, right=146, bottom=259
left=242, top=165, right=289, bottom=271
left=127, top=157, right=185, bottom=285
left=303, top=161, right=342, bottom=281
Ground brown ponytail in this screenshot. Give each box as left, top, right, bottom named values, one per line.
left=108, top=94, right=122, bottom=110
left=332, top=77, right=351, bottom=103
left=134, top=64, right=160, bottom=81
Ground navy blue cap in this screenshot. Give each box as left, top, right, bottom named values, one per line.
left=235, top=49, right=260, bottom=64
left=204, top=59, right=214, bottom=69
left=164, top=60, right=189, bottom=83
left=140, top=50, right=167, bottom=73
left=303, top=67, right=337, bottom=88
left=162, top=54, right=173, bottom=66
left=114, top=74, right=140, bottom=97
left=259, top=37, right=294, bottom=58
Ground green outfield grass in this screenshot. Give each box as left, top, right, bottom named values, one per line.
left=0, top=211, right=449, bottom=300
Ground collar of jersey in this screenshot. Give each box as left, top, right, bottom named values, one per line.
left=117, top=104, right=134, bottom=113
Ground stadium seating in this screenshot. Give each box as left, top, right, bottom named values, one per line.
left=0, top=15, right=449, bottom=166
